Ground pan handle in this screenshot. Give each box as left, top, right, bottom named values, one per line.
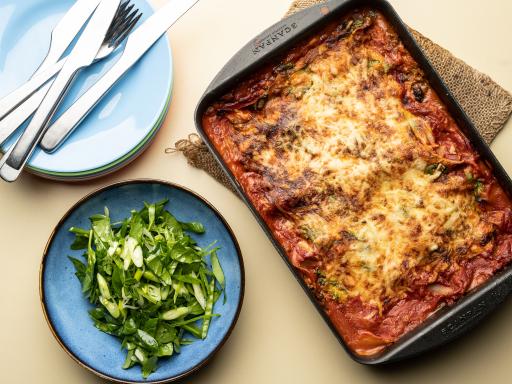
left=204, top=0, right=352, bottom=95
left=382, top=270, right=512, bottom=363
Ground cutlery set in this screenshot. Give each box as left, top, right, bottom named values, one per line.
left=0, top=0, right=141, bottom=144
left=0, top=0, right=198, bottom=182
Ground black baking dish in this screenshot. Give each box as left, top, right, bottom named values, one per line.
left=194, top=0, right=512, bottom=364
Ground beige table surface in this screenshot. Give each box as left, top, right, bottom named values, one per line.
left=1, top=0, right=512, bottom=383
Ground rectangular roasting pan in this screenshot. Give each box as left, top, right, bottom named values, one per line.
left=194, top=0, right=512, bottom=364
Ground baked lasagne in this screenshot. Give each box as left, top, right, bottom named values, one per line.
left=202, top=9, right=512, bottom=356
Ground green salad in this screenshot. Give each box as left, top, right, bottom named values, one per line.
left=69, top=199, right=225, bottom=378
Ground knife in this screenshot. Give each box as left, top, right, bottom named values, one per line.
left=0, top=0, right=121, bottom=182
left=0, top=0, right=101, bottom=120
left=40, top=0, right=199, bottom=153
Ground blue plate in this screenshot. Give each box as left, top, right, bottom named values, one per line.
left=0, top=0, right=173, bottom=179
left=41, top=180, right=244, bottom=383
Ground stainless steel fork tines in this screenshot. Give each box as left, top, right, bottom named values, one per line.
left=99, top=1, right=143, bottom=60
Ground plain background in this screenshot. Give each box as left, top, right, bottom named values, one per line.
left=1, top=0, right=512, bottom=383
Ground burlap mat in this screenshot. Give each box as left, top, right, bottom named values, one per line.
left=168, top=0, right=512, bottom=195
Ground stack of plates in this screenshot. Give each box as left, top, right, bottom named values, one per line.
left=0, top=0, right=173, bottom=181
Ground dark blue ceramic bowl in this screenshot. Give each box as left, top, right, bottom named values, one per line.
left=40, top=180, right=244, bottom=383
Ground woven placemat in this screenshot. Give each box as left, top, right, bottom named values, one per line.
left=169, top=0, right=512, bottom=195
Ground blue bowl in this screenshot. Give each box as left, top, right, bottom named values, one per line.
left=40, top=180, right=244, bottom=383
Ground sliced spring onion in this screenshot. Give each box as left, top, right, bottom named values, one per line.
left=211, top=251, right=225, bottom=289
left=191, top=271, right=206, bottom=309
left=201, top=279, right=216, bottom=339
left=69, top=200, right=225, bottom=379
left=161, top=306, right=191, bottom=321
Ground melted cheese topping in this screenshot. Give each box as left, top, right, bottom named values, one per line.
left=220, top=19, right=493, bottom=309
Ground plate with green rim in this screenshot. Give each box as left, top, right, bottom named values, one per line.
left=0, top=0, right=173, bottom=179
left=30, top=89, right=172, bottom=181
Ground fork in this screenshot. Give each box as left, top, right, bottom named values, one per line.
left=0, top=1, right=142, bottom=145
